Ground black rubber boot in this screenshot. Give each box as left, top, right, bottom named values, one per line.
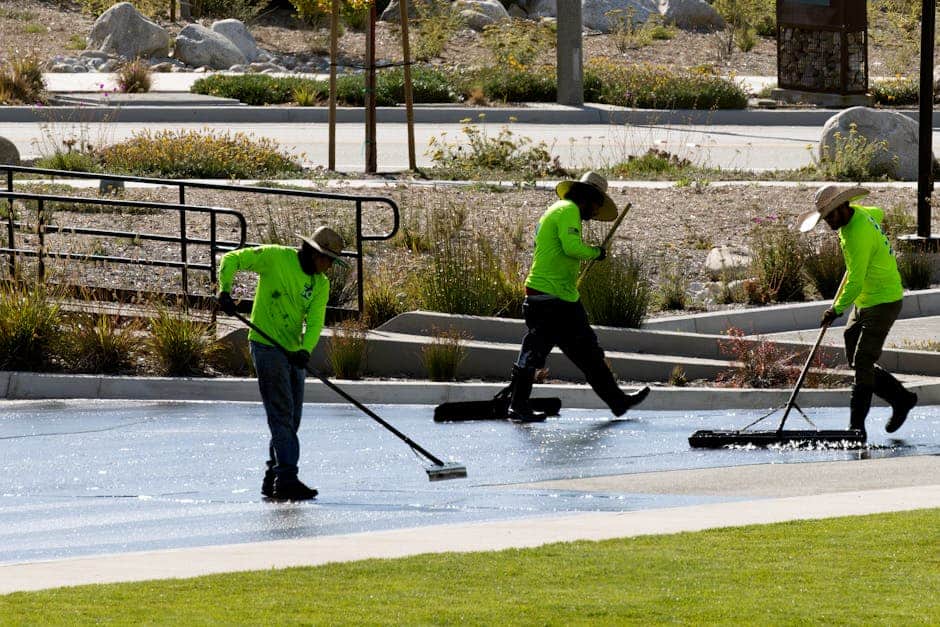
left=508, top=366, right=547, bottom=423
left=849, top=384, right=873, bottom=441
left=873, top=367, right=918, bottom=434
left=261, top=461, right=275, bottom=498
left=270, top=475, right=318, bottom=501
left=611, top=386, right=652, bottom=417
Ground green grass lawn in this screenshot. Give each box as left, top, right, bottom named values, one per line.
left=2, top=509, right=937, bottom=625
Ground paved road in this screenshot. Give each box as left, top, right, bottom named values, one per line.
left=4, top=120, right=919, bottom=172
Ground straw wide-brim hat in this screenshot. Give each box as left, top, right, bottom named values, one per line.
left=299, top=226, right=349, bottom=266
left=555, top=171, right=618, bottom=221
left=797, top=184, right=869, bottom=232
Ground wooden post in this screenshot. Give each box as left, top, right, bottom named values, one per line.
left=170, top=0, right=176, bottom=22
left=365, top=2, right=378, bottom=173
left=328, top=0, right=339, bottom=171
left=917, top=0, right=935, bottom=238
left=399, top=0, right=416, bottom=171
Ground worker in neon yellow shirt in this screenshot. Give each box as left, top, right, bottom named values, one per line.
left=217, top=227, right=346, bottom=501
left=799, top=185, right=916, bottom=439
left=509, top=171, right=650, bottom=422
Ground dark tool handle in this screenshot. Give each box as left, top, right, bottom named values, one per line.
left=230, top=311, right=447, bottom=468
left=577, top=202, right=632, bottom=288
left=777, top=272, right=849, bottom=432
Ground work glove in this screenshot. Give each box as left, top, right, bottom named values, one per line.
left=820, top=307, right=840, bottom=327
left=595, top=246, right=607, bottom=261
left=288, top=349, right=310, bottom=370
left=216, top=291, right=237, bottom=316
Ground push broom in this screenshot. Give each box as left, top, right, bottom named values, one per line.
left=688, top=273, right=866, bottom=448
left=228, top=310, right=467, bottom=481
left=433, top=203, right=632, bottom=422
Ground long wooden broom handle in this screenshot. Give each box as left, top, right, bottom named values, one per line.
left=577, top=202, right=632, bottom=288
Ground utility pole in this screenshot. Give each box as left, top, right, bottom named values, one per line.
left=917, top=0, right=936, bottom=238
left=556, top=3, right=583, bottom=106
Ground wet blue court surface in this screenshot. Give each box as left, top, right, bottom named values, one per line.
left=1, top=399, right=937, bottom=564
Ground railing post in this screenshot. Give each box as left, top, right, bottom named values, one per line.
left=356, top=200, right=364, bottom=317
left=179, top=208, right=188, bottom=301
left=5, top=169, right=14, bottom=278
left=37, top=198, right=45, bottom=282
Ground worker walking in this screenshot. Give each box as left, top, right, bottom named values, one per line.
left=509, top=171, right=650, bottom=422
left=799, top=185, right=917, bottom=439
left=216, top=227, right=346, bottom=501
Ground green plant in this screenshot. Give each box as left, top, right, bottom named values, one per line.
left=146, top=306, right=218, bottom=376
left=23, top=22, right=47, bottom=34
left=607, top=9, right=676, bottom=52
left=64, top=313, right=141, bottom=374
left=716, top=328, right=800, bottom=388
left=421, top=327, right=468, bottom=381
left=465, top=65, right=556, bottom=103
left=0, top=282, right=61, bottom=372
left=426, top=117, right=566, bottom=181
left=580, top=250, right=651, bottom=328
left=669, top=364, right=689, bottom=386
left=363, top=281, right=408, bottom=328
left=804, top=237, right=846, bottom=298
left=411, top=0, right=464, bottom=61
left=117, top=58, right=152, bottom=94
left=814, top=123, right=891, bottom=181
left=326, top=261, right=358, bottom=310
left=658, top=261, right=688, bottom=311
left=99, top=129, right=302, bottom=178
left=481, top=18, right=554, bottom=68
left=189, top=0, right=266, bottom=21
left=327, top=318, right=367, bottom=379
left=288, top=0, right=371, bottom=26
left=65, top=34, right=87, bottom=51
left=33, top=148, right=99, bottom=173
left=897, top=248, right=934, bottom=290
left=292, top=84, right=320, bottom=106
left=0, top=53, right=46, bottom=105
left=78, top=0, right=166, bottom=17
left=713, top=0, right=772, bottom=55
left=746, top=215, right=808, bottom=304
left=871, top=77, right=919, bottom=106
left=610, top=149, right=695, bottom=179
left=584, top=60, right=748, bottom=109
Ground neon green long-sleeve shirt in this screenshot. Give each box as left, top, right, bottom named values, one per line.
left=525, top=199, right=602, bottom=302
left=218, top=245, right=329, bottom=352
left=833, top=204, right=903, bottom=314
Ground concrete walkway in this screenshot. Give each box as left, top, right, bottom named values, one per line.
left=2, top=456, right=937, bottom=593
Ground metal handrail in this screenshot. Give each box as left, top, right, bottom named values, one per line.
left=2, top=166, right=402, bottom=314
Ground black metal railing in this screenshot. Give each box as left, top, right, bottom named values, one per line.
left=2, top=166, right=401, bottom=315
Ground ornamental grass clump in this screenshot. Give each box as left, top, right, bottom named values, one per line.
left=0, top=282, right=61, bottom=371
left=327, top=318, right=367, bottom=379
left=803, top=237, right=846, bottom=299
left=421, top=327, right=469, bottom=381
left=99, top=129, right=302, bottom=178
left=0, top=53, right=46, bottom=105
left=117, top=58, right=152, bottom=94
left=64, top=313, right=141, bottom=374
left=584, top=60, right=748, bottom=109
left=815, top=123, right=891, bottom=181
left=716, top=328, right=799, bottom=388
left=580, top=250, right=651, bottom=328
left=146, top=305, right=218, bottom=376
left=745, top=215, right=809, bottom=304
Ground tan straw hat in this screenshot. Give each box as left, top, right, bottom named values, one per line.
left=298, top=226, right=348, bottom=266
left=555, top=171, right=618, bottom=221
left=797, top=184, right=869, bottom=232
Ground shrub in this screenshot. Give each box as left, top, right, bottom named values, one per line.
left=610, top=149, right=695, bottom=179
left=669, top=365, right=689, bottom=387
left=411, top=0, right=464, bottom=61
left=421, top=327, right=468, bottom=381
left=376, top=66, right=460, bottom=105
left=815, top=123, right=891, bottom=181
left=192, top=74, right=311, bottom=105
left=326, top=261, right=357, bottom=309
left=64, top=313, right=141, bottom=374
left=584, top=60, right=748, bottom=109
left=465, top=65, right=556, bottom=103
left=0, top=282, right=61, bottom=371
left=481, top=18, right=554, bottom=68
left=716, top=328, right=799, bottom=388
left=328, top=318, right=367, bottom=379
left=607, top=9, right=676, bottom=52
left=363, top=282, right=408, bottom=328
left=33, top=149, right=98, bottom=173
left=117, top=58, right=152, bottom=94
left=804, top=237, right=846, bottom=299
left=871, top=77, right=919, bottom=106
left=79, top=0, right=165, bottom=17
left=746, top=215, right=808, bottom=304
left=0, top=53, right=46, bottom=105
left=426, top=117, right=566, bottom=181
left=189, top=0, right=266, bottom=21
left=658, top=261, right=688, bottom=311
left=146, top=306, right=218, bottom=376
left=897, top=248, right=934, bottom=290
left=289, top=0, right=372, bottom=26
left=580, top=250, right=651, bottom=328
left=99, top=129, right=302, bottom=178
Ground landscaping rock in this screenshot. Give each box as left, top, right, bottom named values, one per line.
left=704, top=245, right=751, bottom=280
left=819, top=107, right=927, bottom=181
left=87, top=2, right=170, bottom=60
left=455, top=0, right=510, bottom=30
left=659, top=0, right=724, bottom=31
left=174, top=23, right=247, bottom=70
left=0, top=137, right=20, bottom=166
left=211, top=19, right=260, bottom=63
left=583, top=0, right=658, bottom=32
left=380, top=0, right=434, bottom=21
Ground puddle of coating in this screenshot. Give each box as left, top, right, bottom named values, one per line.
left=0, top=399, right=935, bottom=563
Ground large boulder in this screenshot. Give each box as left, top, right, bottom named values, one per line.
left=819, top=107, right=927, bottom=181
left=704, top=245, right=751, bottom=281
left=0, top=137, right=20, bottom=166
left=211, top=19, right=259, bottom=63
left=174, top=23, right=247, bottom=70
left=518, top=0, right=557, bottom=17
left=456, top=0, right=510, bottom=30
left=658, top=0, right=724, bottom=30
left=583, top=0, right=659, bottom=32
left=380, top=0, right=435, bottom=21
left=87, top=2, right=170, bottom=59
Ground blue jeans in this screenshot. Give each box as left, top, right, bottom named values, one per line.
left=250, top=340, right=306, bottom=478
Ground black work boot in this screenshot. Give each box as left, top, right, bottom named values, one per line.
left=611, top=386, right=652, bottom=417
left=873, top=367, right=918, bottom=434
left=507, top=366, right=547, bottom=423
left=849, top=384, right=873, bottom=441
left=261, top=461, right=275, bottom=498
left=270, top=475, right=318, bottom=501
